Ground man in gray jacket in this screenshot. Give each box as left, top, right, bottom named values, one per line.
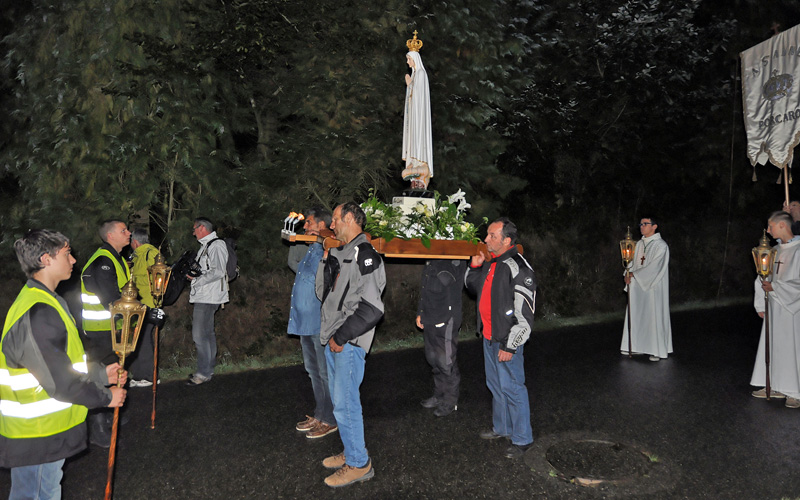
left=316, top=202, right=385, bottom=488
left=186, top=217, right=229, bottom=386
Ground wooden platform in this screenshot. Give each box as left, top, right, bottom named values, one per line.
left=281, top=232, right=522, bottom=259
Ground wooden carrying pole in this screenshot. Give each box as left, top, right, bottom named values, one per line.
left=104, top=370, right=124, bottom=500
left=626, top=275, right=633, bottom=358
left=764, top=284, right=772, bottom=399
left=151, top=326, right=160, bottom=429
left=785, top=165, right=790, bottom=207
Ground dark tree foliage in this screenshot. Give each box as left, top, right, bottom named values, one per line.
left=1, top=0, right=800, bottom=328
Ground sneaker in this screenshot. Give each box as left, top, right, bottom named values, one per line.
left=479, top=429, right=506, bottom=440
left=751, top=388, right=786, bottom=399
left=505, top=443, right=533, bottom=459
left=786, top=397, right=800, bottom=409
left=648, top=356, right=661, bottom=362
left=433, top=404, right=457, bottom=417
left=322, top=452, right=346, bottom=469
left=186, top=374, right=211, bottom=386
left=420, top=396, right=440, bottom=409
left=306, top=422, right=338, bottom=439
left=324, top=460, right=374, bottom=488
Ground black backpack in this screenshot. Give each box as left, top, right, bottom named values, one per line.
left=208, top=237, right=239, bottom=281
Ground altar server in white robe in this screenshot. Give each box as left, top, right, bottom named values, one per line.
left=621, top=216, right=673, bottom=361
left=750, top=211, right=800, bottom=408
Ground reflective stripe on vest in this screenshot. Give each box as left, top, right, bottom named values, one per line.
left=0, top=286, right=89, bottom=438
left=80, top=248, right=130, bottom=331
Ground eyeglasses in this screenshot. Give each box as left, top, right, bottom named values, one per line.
left=639, top=222, right=654, bottom=226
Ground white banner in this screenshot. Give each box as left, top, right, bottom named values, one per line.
left=741, top=24, right=800, bottom=168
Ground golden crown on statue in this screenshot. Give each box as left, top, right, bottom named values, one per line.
left=406, top=30, right=423, bottom=52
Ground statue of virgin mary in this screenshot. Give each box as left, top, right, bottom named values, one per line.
left=402, top=32, right=433, bottom=190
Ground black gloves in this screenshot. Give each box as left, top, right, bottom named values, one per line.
left=145, top=307, right=167, bottom=329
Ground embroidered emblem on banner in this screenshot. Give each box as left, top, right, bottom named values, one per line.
left=764, top=70, right=794, bottom=102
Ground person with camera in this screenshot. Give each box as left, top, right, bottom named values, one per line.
left=186, top=218, right=229, bottom=386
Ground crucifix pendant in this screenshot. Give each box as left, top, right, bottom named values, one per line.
left=640, top=255, right=646, bottom=265
left=776, top=260, right=783, bottom=275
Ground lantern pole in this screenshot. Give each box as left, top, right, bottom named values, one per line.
left=105, top=281, right=146, bottom=500
left=148, top=253, right=172, bottom=430
left=752, top=230, right=777, bottom=400
left=784, top=165, right=790, bottom=207
left=619, top=227, right=637, bottom=358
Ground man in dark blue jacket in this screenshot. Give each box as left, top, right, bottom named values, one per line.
left=288, top=206, right=337, bottom=439
left=465, top=218, right=536, bottom=459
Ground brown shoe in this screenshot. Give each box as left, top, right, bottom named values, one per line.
left=322, top=452, right=346, bottom=469
left=324, top=460, right=374, bottom=488
left=296, top=415, right=318, bottom=432
left=306, top=422, right=338, bottom=439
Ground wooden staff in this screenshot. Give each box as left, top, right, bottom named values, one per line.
left=784, top=164, right=790, bottom=208
left=105, top=367, right=124, bottom=500
left=151, top=325, right=160, bottom=429
left=626, top=271, right=633, bottom=358
left=763, top=280, right=772, bottom=399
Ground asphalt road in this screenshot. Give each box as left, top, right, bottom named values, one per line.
left=1, top=304, right=798, bottom=499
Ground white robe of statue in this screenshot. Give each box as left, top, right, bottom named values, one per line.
left=621, top=232, right=673, bottom=358
left=402, top=51, right=433, bottom=189
left=750, top=238, right=800, bottom=398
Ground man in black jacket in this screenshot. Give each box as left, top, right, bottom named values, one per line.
left=1, top=229, right=126, bottom=499
left=465, top=218, right=536, bottom=460
left=416, top=260, right=464, bottom=417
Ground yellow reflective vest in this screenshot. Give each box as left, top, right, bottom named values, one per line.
left=0, top=285, right=89, bottom=438
left=80, top=248, right=130, bottom=331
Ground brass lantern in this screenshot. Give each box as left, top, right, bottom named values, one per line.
left=147, top=253, right=172, bottom=308
left=109, top=280, right=147, bottom=363
left=619, top=226, right=637, bottom=269
left=752, top=230, right=777, bottom=278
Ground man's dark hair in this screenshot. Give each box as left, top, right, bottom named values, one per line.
left=305, top=205, right=332, bottom=228
left=98, top=219, right=125, bottom=242
left=340, top=202, right=366, bottom=230
left=14, top=229, right=70, bottom=278
left=131, top=228, right=150, bottom=245
left=194, top=217, right=214, bottom=232
left=493, top=217, right=518, bottom=245
left=640, top=216, right=659, bottom=232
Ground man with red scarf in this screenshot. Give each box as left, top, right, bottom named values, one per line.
left=465, top=218, right=536, bottom=459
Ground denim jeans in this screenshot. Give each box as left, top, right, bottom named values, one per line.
left=10, top=459, right=65, bottom=500
left=300, top=334, right=335, bottom=425
left=326, top=342, right=368, bottom=468
left=483, top=338, right=533, bottom=446
left=192, top=303, right=220, bottom=379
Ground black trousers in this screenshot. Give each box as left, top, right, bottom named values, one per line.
left=422, top=316, right=461, bottom=407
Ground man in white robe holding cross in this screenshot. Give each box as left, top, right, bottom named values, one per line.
left=750, top=211, right=800, bottom=408
left=621, top=216, right=673, bottom=361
